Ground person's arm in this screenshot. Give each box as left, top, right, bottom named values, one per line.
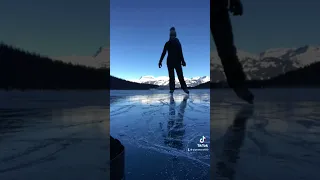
left=179, top=43, right=185, bottom=64
left=159, top=42, right=167, bottom=64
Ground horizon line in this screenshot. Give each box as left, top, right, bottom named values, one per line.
left=111, top=74, right=210, bottom=80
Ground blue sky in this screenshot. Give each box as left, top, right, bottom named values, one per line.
left=0, top=0, right=109, bottom=57
left=1, top=0, right=319, bottom=78
left=110, top=0, right=210, bottom=80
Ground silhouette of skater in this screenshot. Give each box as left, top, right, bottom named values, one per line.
left=211, top=106, right=254, bottom=179
left=164, top=94, right=188, bottom=150
left=158, top=27, right=189, bottom=94
left=211, top=0, right=254, bottom=104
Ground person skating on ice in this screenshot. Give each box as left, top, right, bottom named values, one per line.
left=158, top=27, right=189, bottom=94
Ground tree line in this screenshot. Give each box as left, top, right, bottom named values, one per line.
left=0, top=43, right=110, bottom=90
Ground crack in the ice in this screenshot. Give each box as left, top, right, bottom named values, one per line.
left=0, top=143, right=69, bottom=173
left=0, top=132, right=80, bottom=163
left=110, top=105, right=136, bottom=117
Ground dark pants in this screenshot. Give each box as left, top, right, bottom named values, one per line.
left=211, top=0, right=246, bottom=88
left=167, top=65, right=187, bottom=91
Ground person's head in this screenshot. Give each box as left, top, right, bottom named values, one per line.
left=169, top=27, right=176, bottom=39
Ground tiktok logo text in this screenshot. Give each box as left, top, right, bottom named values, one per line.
left=197, top=136, right=208, bottom=148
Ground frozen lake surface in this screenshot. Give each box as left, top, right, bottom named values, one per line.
left=0, top=91, right=110, bottom=180
left=211, top=89, right=320, bottom=180
left=1, top=89, right=319, bottom=180
left=110, top=89, right=211, bottom=180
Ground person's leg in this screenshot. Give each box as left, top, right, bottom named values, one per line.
left=211, top=0, right=253, bottom=103
left=167, top=65, right=175, bottom=93
left=211, top=1, right=245, bottom=88
left=175, top=65, right=189, bottom=93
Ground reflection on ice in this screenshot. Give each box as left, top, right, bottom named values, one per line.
left=164, top=94, right=188, bottom=150
left=214, top=106, right=254, bottom=180
left=110, top=90, right=210, bottom=180
left=211, top=89, right=320, bottom=180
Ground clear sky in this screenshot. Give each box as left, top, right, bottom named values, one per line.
left=110, top=0, right=210, bottom=80
left=1, top=0, right=319, bottom=75
left=0, top=0, right=109, bottom=57
left=211, top=0, right=320, bottom=53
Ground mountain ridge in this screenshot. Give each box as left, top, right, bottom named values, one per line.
left=129, top=75, right=210, bottom=88
left=2, top=42, right=320, bottom=90
left=194, top=60, right=320, bottom=89
left=211, top=45, right=320, bottom=82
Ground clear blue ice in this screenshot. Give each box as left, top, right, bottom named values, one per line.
left=111, top=89, right=211, bottom=180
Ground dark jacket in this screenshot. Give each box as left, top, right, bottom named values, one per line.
left=160, top=37, right=185, bottom=67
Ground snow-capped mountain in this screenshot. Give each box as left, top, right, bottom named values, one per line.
left=211, top=45, right=320, bottom=82
left=51, top=46, right=109, bottom=68
left=130, top=75, right=210, bottom=88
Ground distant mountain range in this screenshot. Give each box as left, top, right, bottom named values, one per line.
left=194, top=60, right=320, bottom=89
left=49, top=44, right=320, bottom=86
left=129, top=75, right=210, bottom=88
left=211, top=45, right=320, bottom=82
left=110, top=76, right=158, bottom=90
left=50, top=47, right=210, bottom=88
left=2, top=42, right=320, bottom=90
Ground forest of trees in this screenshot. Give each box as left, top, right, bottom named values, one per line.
left=193, top=61, right=320, bottom=89
left=0, top=43, right=157, bottom=90
left=0, top=43, right=109, bottom=90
